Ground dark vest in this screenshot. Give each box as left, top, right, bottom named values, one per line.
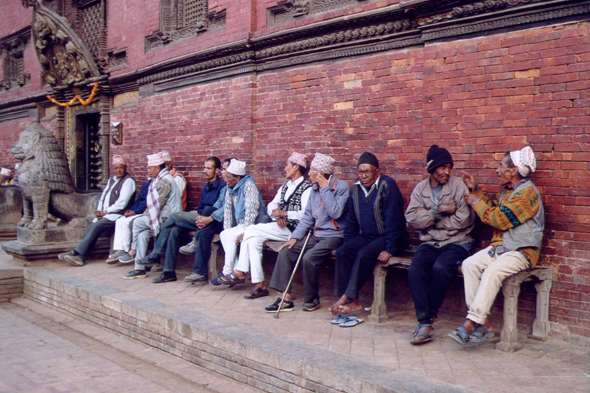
left=278, top=179, right=312, bottom=232
left=103, top=173, right=136, bottom=214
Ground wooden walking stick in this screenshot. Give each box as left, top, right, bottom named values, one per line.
left=274, top=230, right=313, bottom=319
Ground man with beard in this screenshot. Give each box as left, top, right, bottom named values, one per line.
left=405, top=145, right=474, bottom=345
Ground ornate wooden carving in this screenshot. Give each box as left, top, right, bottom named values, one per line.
left=27, top=3, right=100, bottom=88
left=0, top=27, right=31, bottom=92
left=267, top=0, right=373, bottom=27
left=145, top=0, right=226, bottom=52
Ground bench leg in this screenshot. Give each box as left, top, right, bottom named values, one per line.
left=208, top=242, right=219, bottom=280
left=368, top=266, right=388, bottom=323
left=497, top=279, right=522, bottom=352
left=531, top=279, right=552, bottom=341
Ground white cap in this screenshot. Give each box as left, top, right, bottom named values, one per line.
left=227, top=159, right=246, bottom=176
left=147, top=152, right=165, bottom=166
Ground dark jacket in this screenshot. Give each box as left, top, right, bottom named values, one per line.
left=197, top=176, right=226, bottom=216
left=129, top=179, right=151, bottom=214
left=344, top=175, right=408, bottom=255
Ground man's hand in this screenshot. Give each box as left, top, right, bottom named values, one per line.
left=437, top=202, right=457, bottom=215
left=196, top=216, right=213, bottom=229
left=279, top=238, right=297, bottom=251
left=236, top=234, right=244, bottom=244
left=464, top=193, right=479, bottom=206
left=461, top=171, right=478, bottom=191
left=377, top=251, right=392, bottom=264
left=96, top=210, right=107, bottom=218
left=124, top=210, right=136, bottom=217
left=271, top=209, right=287, bottom=219
left=316, top=174, right=332, bottom=189
left=276, top=217, right=287, bottom=228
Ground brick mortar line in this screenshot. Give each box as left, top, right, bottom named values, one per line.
left=23, top=283, right=319, bottom=393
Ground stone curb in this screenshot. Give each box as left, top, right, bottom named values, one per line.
left=23, top=267, right=470, bottom=393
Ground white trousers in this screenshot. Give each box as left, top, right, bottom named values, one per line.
left=234, top=222, right=291, bottom=283
left=112, top=215, right=141, bottom=252
left=219, top=224, right=246, bottom=276
left=462, top=246, right=530, bottom=325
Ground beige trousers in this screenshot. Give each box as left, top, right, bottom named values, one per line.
left=462, top=246, right=530, bottom=325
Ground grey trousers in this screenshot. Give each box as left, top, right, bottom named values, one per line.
left=269, top=235, right=343, bottom=303
left=75, top=217, right=116, bottom=258
left=132, top=215, right=152, bottom=271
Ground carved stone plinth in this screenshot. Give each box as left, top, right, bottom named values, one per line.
left=0, top=186, right=23, bottom=240
left=2, top=225, right=110, bottom=264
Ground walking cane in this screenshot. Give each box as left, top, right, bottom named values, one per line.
left=274, top=230, right=313, bottom=319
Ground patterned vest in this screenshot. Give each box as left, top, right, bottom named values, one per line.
left=278, top=179, right=312, bottom=232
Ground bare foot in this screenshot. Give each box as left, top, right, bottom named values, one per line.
left=338, top=300, right=363, bottom=316
left=329, top=295, right=349, bottom=315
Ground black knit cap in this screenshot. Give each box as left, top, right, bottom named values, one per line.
left=426, top=145, right=453, bottom=173
left=358, top=152, right=379, bottom=168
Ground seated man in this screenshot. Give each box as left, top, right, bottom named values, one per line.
left=0, top=168, right=15, bottom=186
left=405, top=145, right=474, bottom=345
left=211, top=159, right=271, bottom=286
left=59, top=155, right=136, bottom=266
left=449, top=146, right=544, bottom=345
left=105, top=177, right=152, bottom=263
left=218, top=152, right=312, bottom=298
left=123, top=152, right=182, bottom=279
left=266, top=153, right=349, bottom=312
left=136, top=157, right=226, bottom=283
left=161, top=150, right=187, bottom=211
left=330, top=152, right=408, bottom=318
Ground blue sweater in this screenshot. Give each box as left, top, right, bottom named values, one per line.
left=344, top=175, right=408, bottom=255
left=129, top=179, right=151, bottom=214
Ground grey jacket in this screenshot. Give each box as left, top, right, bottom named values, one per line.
left=290, top=177, right=349, bottom=240
left=405, top=175, right=474, bottom=248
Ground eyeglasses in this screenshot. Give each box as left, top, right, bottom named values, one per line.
left=357, top=169, right=376, bottom=177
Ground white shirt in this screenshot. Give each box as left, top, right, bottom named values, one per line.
left=267, top=176, right=311, bottom=221
left=355, top=175, right=381, bottom=197
left=173, top=174, right=186, bottom=194
left=95, top=176, right=136, bottom=222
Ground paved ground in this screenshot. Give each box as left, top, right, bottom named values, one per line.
left=3, top=251, right=590, bottom=393
left=0, top=299, right=259, bottom=393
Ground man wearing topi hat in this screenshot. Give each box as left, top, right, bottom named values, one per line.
left=0, top=168, right=15, bottom=186
left=266, top=152, right=350, bottom=313
left=330, top=152, right=408, bottom=322
left=217, top=152, right=312, bottom=299
left=405, top=145, right=475, bottom=345
left=60, top=155, right=136, bottom=266
left=449, top=146, right=545, bottom=345
left=123, top=152, right=182, bottom=279
left=161, top=150, right=187, bottom=211
left=209, top=159, right=271, bottom=286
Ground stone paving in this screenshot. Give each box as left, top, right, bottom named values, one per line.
left=3, top=252, right=590, bottom=393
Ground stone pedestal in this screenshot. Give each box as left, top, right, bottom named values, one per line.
left=2, top=225, right=110, bottom=264
left=0, top=186, right=23, bottom=241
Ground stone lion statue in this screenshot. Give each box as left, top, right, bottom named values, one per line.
left=11, top=119, right=100, bottom=230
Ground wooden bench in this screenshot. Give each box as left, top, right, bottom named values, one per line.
left=369, top=251, right=553, bottom=352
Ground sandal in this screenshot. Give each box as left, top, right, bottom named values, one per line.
left=331, top=315, right=356, bottom=325
left=448, top=326, right=470, bottom=346
left=339, top=317, right=364, bottom=328
left=469, top=325, right=495, bottom=343
left=410, top=324, right=434, bottom=345
left=244, top=287, right=269, bottom=299
left=218, top=272, right=245, bottom=286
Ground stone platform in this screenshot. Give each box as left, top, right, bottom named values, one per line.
left=1, top=251, right=589, bottom=393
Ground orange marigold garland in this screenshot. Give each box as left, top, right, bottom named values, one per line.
left=47, top=82, right=99, bottom=107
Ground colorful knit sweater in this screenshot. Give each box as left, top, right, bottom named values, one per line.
left=471, top=182, right=541, bottom=265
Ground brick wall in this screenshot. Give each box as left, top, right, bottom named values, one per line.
left=108, top=21, right=590, bottom=337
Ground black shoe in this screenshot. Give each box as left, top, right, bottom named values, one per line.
left=265, top=297, right=294, bottom=313
left=302, top=297, right=320, bottom=312
left=152, top=272, right=177, bottom=283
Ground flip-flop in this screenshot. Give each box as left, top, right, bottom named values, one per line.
left=410, top=324, right=434, bottom=345
left=469, top=325, right=495, bottom=343
left=243, top=287, right=269, bottom=299
left=448, top=326, right=470, bottom=346
left=339, top=317, right=364, bottom=328
left=219, top=272, right=245, bottom=286
left=331, top=315, right=356, bottom=325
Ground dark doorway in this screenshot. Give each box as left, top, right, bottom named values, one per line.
left=75, top=113, right=102, bottom=191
